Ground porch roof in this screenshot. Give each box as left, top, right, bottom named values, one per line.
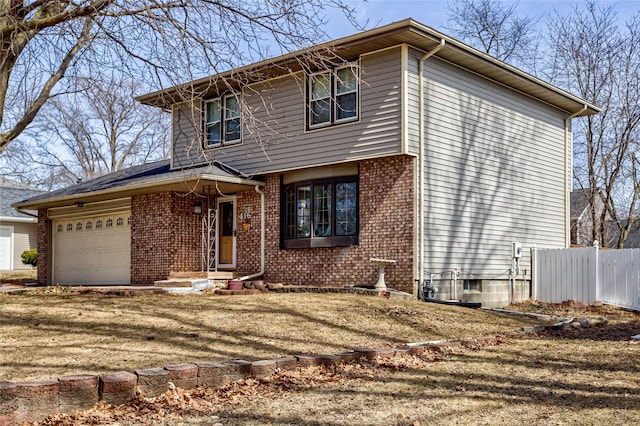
left=12, top=160, right=264, bottom=210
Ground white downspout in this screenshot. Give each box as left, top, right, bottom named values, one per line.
left=564, top=104, right=588, bottom=247
left=238, top=185, right=265, bottom=281
left=417, top=39, right=445, bottom=296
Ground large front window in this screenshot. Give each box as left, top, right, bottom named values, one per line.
left=283, top=177, right=358, bottom=248
left=308, top=64, right=359, bottom=128
left=205, top=93, right=241, bottom=147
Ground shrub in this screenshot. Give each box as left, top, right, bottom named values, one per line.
left=21, top=249, right=37, bottom=267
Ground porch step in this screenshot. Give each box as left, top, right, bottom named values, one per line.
left=168, top=271, right=208, bottom=279
left=154, top=279, right=193, bottom=288
left=208, top=271, right=248, bottom=279
left=153, top=278, right=210, bottom=293
left=153, top=272, right=253, bottom=293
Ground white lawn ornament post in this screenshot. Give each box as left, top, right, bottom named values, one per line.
left=370, top=258, right=396, bottom=290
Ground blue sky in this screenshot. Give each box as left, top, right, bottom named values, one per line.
left=323, top=0, right=640, bottom=38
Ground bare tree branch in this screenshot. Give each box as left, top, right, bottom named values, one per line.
left=0, top=0, right=357, bottom=154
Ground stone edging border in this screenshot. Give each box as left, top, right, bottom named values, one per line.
left=0, top=336, right=497, bottom=425
left=480, top=307, right=609, bottom=332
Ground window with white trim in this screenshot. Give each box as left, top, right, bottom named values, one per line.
left=205, top=93, right=242, bottom=147
left=308, top=64, right=359, bottom=128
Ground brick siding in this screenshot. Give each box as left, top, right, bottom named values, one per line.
left=131, top=192, right=201, bottom=284
left=36, top=208, right=48, bottom=285
left=236, top=190, right=262, bottom=273
left=169, top=193, right=203, bottom=273
left=38, top=155, right=414, bottom=290
left=263, top=155, right=415, bottom=294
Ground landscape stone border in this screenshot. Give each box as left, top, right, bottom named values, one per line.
left=480, top=307, right=610, bottom=333
left=0, top=337, right=497, bottom=425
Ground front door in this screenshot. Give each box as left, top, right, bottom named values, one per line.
left=217, top=197, right=236, bottom=268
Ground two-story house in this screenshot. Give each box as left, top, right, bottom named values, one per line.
left=15, top=19, right=599, bottom=307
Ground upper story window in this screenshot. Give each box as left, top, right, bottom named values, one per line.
left=282, top=176, right=358, bottom=249
left=205, top=93, right=242, bottom=148
left=308, top=64, right=359, bottom=129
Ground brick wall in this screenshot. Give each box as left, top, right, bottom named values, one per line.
left=131, top=192, right=203, bottom=284
left=236, top=190, right=262, bottom=273
left=36, top=208, right=48, bottom=286
left=37, top=156, right=413, bottom=289
left=131, top=193, right=172, bottom=284
left=169, top=193, right=203, bottom=273
left=263, top=155, right=415, bottom=294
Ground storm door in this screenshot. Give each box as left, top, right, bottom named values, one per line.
left=216, top=196, right=236, bottom=268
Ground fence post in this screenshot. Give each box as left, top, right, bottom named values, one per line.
left=531, top=246, right=537, bottom=301
left=593, top=241, right=600, bottom=304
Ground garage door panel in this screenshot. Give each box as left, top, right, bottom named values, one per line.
left=53, top=213, right=131, bottom=285
left=0, top=226, right=13, bottom=270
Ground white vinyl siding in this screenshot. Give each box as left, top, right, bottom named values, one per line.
left=406, top=47, right=421, bottom=154
left=170, top=47, right=403, bottom=174
left=12, top=222, right=37, bottom=270
left=418, top=56, right=567, bottom=280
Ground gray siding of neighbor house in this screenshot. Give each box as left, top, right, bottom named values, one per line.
left=171, top=47, right=404, bottom=175
left=414, top=54, right=568, bottom=281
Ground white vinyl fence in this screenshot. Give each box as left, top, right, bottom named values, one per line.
left=532, top=246, right=640, bottom=310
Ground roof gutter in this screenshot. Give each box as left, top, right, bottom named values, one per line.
left=417, top=38, right=445, bottom=297
left=1, top=212, right=37, bottom=222
left=564, top=104, right=589, bottom=246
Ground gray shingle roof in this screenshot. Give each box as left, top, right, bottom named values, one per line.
left=15, top=160, right=260, bottom=207
left=0, top=178, right=44, bottom=219
left=570, top=189, right=591, bottom=220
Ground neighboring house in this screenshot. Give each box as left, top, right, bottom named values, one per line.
left=0, top=178, right=43, bottom=271
left=570, top=188, right=614, bottom=247
left=15, top=19, right=599, bottom=307
left=604, top=219, right=640, bottom=249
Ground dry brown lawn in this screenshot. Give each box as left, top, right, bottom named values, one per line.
left=1, top=290, right=541, bottom=381
left=0, top=270, right=36, bottom=285
left=2, top=290, right=640, bottom=425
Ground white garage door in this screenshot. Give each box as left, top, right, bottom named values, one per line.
left=0, top=226, right=13, bottom=270
left=53, top=211, right=131, bottom=285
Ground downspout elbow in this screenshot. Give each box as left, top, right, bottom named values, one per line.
left=420, top=39, right=445, bottom=62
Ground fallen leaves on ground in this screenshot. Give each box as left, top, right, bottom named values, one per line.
left=33, top=336, right=510, bottom=426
